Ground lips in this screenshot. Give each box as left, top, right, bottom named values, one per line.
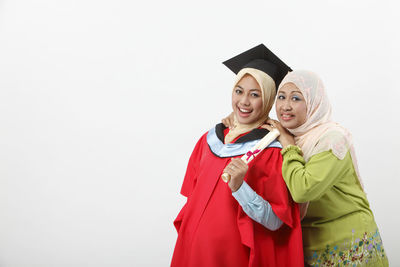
left=280, top=113, right=294, bottom=121
left=238, top=107, right=252, bottom=117
left=239, top=108, right=251, bottom=113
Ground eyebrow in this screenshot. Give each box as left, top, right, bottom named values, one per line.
left=278, top=90, right=302, bottom=94
left=235, top=85, right=261, bottom=91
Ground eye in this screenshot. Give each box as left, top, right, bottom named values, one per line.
left=277, top=95, right=285, bottom=100
left=250, top=92, right=260, bottom=97
left=291, top=95, right=302, bottom=101
left=235, top=88, right=242, bottom=94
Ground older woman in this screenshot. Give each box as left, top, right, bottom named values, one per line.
left=264, top=70, right=389, bottom=266
left=171, top=45, right=303, bottom=267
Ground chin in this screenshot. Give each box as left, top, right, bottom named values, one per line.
left=280, top=122, right=295, bottom=129
left=237, top=118, right=254, bottom=125
left=236, top=119, right=248, bottom=125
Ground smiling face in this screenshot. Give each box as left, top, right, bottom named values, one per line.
left=275, top=82, right=307, bottom=129
left=232, top=74, right=264, bottom=125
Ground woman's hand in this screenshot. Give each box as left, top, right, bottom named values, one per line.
left=223, top=158, right=248, bottom=192
left=221, top=112, right=235, bottom=129
left=262, top=119, right=296, bottom=148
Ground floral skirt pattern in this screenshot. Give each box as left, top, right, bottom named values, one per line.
left=305, top=229, right=388, bottom=267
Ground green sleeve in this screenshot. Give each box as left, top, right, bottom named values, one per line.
left=281, top=145, right=352, bottom=203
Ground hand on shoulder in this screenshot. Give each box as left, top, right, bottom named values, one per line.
left=262, top=119, right=296, bottom=148
left=221, top=112, right=235, bottom=129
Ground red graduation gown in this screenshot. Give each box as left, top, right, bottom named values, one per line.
left=171, top=129, right=304, bottom=267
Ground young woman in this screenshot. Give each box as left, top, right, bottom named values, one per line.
left=263, top=70, right=389, bottom=266
left=171, top=45, right=303, bottom=267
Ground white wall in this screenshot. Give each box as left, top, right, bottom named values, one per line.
left=0, top=0, right=399, bottom=266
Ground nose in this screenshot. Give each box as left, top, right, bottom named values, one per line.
left=281, top=99, right=292, bottom=111
left=239, top=95, right=250, bottom=106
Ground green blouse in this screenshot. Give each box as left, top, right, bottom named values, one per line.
left=281, top=145, right=388, bottom=266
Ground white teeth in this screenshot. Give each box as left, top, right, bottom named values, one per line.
left=240, top=108, right=251, bottom=113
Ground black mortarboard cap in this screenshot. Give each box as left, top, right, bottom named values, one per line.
left=222, top=44, right=292, bottom=89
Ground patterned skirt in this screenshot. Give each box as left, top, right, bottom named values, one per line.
left=305, top=228, right=388, bottom=267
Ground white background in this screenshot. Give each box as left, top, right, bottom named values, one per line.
left=0, top=0, right=399, bottom=266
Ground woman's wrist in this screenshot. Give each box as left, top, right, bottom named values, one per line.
left=279, top=138, right=295, bottom=148
left=229, top=180, right=243, bottom=192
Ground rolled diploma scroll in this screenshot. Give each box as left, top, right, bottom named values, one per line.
left=221, top=128, right=280, bottom=183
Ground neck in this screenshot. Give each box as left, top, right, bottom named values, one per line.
left=224, top=115, right=267, bottom=144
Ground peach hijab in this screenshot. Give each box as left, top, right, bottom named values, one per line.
left=278, top=70, right=363, bottom=187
